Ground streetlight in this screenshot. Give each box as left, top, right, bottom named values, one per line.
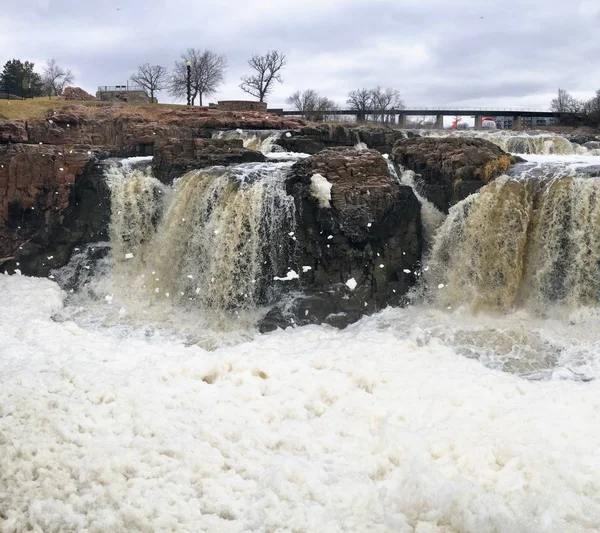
left=186, top=60, right=191, bottom=106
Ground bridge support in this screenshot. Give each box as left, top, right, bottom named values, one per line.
left=398, top=114, right=407, bottom=128
left=356, top=112, right=366, bottom=123
left=474, top=115, right=483, bottom=130
left=513, top=116, right=523, bottom=130
left=435, top=115, right=444, bottom=129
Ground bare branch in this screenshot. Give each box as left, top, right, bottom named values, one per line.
left=240, top=50, right=286, bottom=102
left=286, top=89, right=337, bottom=121
left=42, top=59, right=75, bottom=97
left=130, top=63, right=168, bottom=102
left=170, top=49, right=227, bottom=106
left=346, top=88, right=374, bottom=113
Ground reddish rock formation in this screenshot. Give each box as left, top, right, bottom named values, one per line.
left=11, top=104, right=304, bottom=157
left=391, top=137, right=524, bottom=212
left=0, top=121, right=28, bottom=143
left=0, top=105, right=303, bottom=274
left=0, top=144, right=98, bottom=272
left=153, top=138, right=266, bottom=183
left=260, top=148, right=422, bottom=331
left=60, top=87, right=97, bottom=101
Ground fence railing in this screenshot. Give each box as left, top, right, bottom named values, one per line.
left=97, top=85, right=146, bottom=92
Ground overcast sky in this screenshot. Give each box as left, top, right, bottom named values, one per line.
left=1, top=0, right=599, bottom=110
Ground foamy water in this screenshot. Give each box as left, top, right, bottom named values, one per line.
left=3, top=139, right=600, bottom=532
left=2, top=274, right=600, bottom=533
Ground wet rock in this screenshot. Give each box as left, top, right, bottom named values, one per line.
left=584, top=141, right=600, bottom=150
left=152, top=138, right=266, bottom=183
left=276, top=124, right=418, bottom=154
left=391, top=137, right=524, bottom=212
left=569, top=134, right=600, bottom=146
left=0, top=144, right=110, bottom=275
left=259, top=147, right=422, bottom=331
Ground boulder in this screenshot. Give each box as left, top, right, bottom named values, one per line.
left=60, top=87, right=97, bottom=101
left=391, top=137, right=524, bottom=212
left=0, top=121, right=28, bottom=143
left=276, top=124, right=418, bottom=154
left=259, top=148, right=422, bottom=331
left=152, top=138, right=266, bottom=183
left=0, top=144, right=109, bottom=275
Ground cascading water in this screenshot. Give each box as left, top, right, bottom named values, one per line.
left=213, top=129, right=284, bottom=152
left=109, top=161, right=295, bottom=311
left=420, top=129, right=600, bottom=155
left=387, top=161, right=446, bottom=246
left=426, top=173, right=600, bottom=313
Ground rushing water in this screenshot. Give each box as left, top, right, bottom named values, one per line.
left=213, top=129, right=284, bottom=152
left=5, top=132, right=600, bottom=532
left=49, top=136, right=600, bottom=379
left=420, top=129, right=600, bottom=155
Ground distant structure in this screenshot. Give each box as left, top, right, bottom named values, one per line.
left=495, top=116, right=557, bottom=129
left=209, top=100, right=268, bottom=112
left=96, top=85, right=155, bottom=103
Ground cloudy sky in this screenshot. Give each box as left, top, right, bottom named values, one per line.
left=1, top=0, right=600, bottom=110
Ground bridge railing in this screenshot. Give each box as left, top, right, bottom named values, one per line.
left=278, top=107, right=554, bottom=114
left=401, top=106, right=552, bottom=112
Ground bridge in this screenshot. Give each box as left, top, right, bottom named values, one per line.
left=267, top=107, right=573, bottom=129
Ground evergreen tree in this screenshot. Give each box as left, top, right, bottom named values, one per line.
left=0, top=59, right=44, bottom=98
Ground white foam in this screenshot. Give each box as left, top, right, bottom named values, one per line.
left=2, top=274, right=600, bottom=532
left=310, top=173, right=333, bottom=208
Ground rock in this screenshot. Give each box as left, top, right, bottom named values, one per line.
left=391, top=137, right=524, bottom=212
left=152, top=138, right=266, bottom=183
left=569, top=134, right=600, bottom=146
left=60, top=87, right=97, bottom=101
left=0, top=121, right=28, bottom=143
left=276, top=124, right=418, bottom=154
left=584, top=141, right=600, bottom=150
left=19, top=104, right=303, bottom=158
left=0, top=144, right=109, bottom=275
left=258, top=147, right=422, bottom=331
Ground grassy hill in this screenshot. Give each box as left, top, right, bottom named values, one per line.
left=0, top=97, right=186, bottom=120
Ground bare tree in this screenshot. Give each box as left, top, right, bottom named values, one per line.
left=370, top=87, right=404, bottom=123
left=240, top=50, right=286, bottom=102
left=347, top=88, right=374, bottom=119
left=286, top=89, right=337, bottom=120
left=550, top=88, right=583, bottom=114
left=42, top=59, right=74, bottom=98
left=130, top=63, right=168, bottom=103
left=170, top=49, right=227, bottom=106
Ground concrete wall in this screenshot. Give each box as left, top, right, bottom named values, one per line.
left=96, top=90, right=152, bottom=103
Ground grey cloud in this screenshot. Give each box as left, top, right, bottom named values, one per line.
left=1, top=0, right=599, bottom=109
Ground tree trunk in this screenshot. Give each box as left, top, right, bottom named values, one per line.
left=199, top=93, right=203, bottom=106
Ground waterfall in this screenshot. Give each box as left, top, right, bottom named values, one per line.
left=385, top=157, right=446, bottom=247
left=419, top=130, right=600, bottom=155
left=213, top=130, right=284, bottom=153
left=109, top=161, right=295, bottom=310
left=426, top=173, right=600, bottom=312
left=107, top=160, right=169, bottom=268
left=488, top=134, right=594, bottom=155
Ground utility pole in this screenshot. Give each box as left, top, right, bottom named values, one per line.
left=186, top=60, right=191, bottom=106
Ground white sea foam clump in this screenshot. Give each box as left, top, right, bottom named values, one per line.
left=310, top=173, right=333, bottom=208
left=2, top=274, right=600, bottom=532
